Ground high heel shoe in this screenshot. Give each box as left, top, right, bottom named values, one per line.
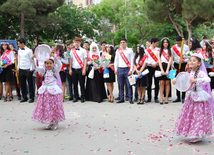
left=137, top=99, right=141, bottom=104
left=4, top=97, right=7, bottom=102
left=140, top=99, right=144, bottom=104
left=50, top=123, right=58, bottom=130
left=108, top=95, right=111, bottom=102
left=45, top=124, right=53, bottom=130
left=110, top=95, right=114, bottom=103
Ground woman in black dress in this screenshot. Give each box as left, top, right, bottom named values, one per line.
left=134, top=45, right=148, bottom=104
left=0, top=42, right=14, bottom=101
left=158, top=37, right=173, bottom=105
left=85, top=42, right=107, bottom=103
left=103, top=44, right=115, bottom=102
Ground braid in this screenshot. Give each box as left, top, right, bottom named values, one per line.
left=42, top=68, right=47, bottom=81
left=52, top=67, right=57, bottom=79
left=193, top=63, right=201, bottom=91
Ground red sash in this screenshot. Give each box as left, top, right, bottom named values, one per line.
left=60, top=64, right=67, bottom=72
left=118, top=48, right=131, bottom=69
left=110, top=64, right=115, bottom=71
left=196, top=49, right=208, bottom=59
left=72, top=48, right=84, bottom=71
left=2, top=50, right=11, bottom=60
left=159, top=49, right=170, bottom=62
left=146, top=48, right=158, bottom=62
left=136, top=55, right=148, bottom=70
left=87, top=52, right=93, bottom=61
left=172, top=45, right=185, bottom=59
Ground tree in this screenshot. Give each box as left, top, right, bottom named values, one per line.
left=145, top=0, right=214, bottom=43
left=41, top=3, right=100, bottom=42
left=0, top=0, right=65, bottom=38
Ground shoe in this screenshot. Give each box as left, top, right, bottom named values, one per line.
left=20, top=98, right=28, bottom=102
left=134, top=98, right=138, bottom=102
left=29, top=99, right=34, bottom=103
left=160, top=102, right=163, bottom=105
left=73, top=98, right=78, bottom=102
left=4, top=97, right=7, bottom=102
left=140, top=99, right=144, bottom=104
left=8, top=96, right=13, bottom=101
left=165, top=102, right=168, bottom=104
left=190, top=138, right=202, bottom=143
left=155, top=99, right=159, bottom=103
left=65, top=95, right=70, bottom=99
left=18, top=96, right=21, bottom=100
left=182, top=99, right=185, bottom=103
left=45, top=124, right=53, bottom=130
left=69, top=97, right=73, bottom=101
left=78, top=97, right=81, bottom=100
left=173, top=98, right=181, bottom=103
left=145, top=99, right=151, bottom=103
left=115, top=97, right=120, bottom=100
left=129, top=100, right=134, bottom=104
left=50, top=123, right=58, bottom=130
left=125, top=97, right=129, bottom=101
left=137, top=99, right=141, bottom=104
left=81, top=98, right=85, bottom=103
left=116, top=100, right=125, bottom=103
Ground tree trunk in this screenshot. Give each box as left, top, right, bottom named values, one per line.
left=186, top=19, right=192, bottom=45
left=20, top=10, right=25, bottom=38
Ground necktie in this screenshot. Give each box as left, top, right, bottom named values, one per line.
left=75, top=48, right=80, bottom=50
left=21, top=48, right=25, bottom=50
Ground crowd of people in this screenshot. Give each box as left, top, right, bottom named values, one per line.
left=1, top=36, right=214, bottom=141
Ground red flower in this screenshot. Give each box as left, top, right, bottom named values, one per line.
left=92, top=54, right=99, bottom=60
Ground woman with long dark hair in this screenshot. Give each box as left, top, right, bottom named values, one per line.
left=0, top=42, right=15, bottom=101
left=56, top=43, right=68, bottom=101
left=104, top=44, right=115, bottom=102
left=189, top=38, right=202, bottom=51
left=158, top=37, right=173, bottom=105
left=133, top=45, right=148, bottom=104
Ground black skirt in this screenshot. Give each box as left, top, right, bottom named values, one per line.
left=158, top=62, right=170, bottom=81
left=206, top=68, right=214, bottom=89
left=85, top=66, right=107, bottom=102
left=1, top=65, right=14, bottom=82
left=135, top=69, right=148, bottom=87
left=104, top=68, right=115, bottom=83
left=60, top=71, right=66, bottom=82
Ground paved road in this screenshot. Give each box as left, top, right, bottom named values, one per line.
left=1, top=84, right=214, bottom=155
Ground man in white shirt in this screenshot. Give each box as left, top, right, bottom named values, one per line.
left=172, top=36, right=189, bottom=103
left=145, top=38, right=160, bottom=103
left=100, top=41, right=107, bottom=55
left=69, top=37, right=87, bottom=103
left=17, top=38, right=34, bottom=103
left=114, top=38, right=134, bottom=104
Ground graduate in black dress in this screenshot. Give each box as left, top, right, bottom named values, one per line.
left=158, top=37, right=173, bottom=105
left=103, top=44, right=115, bottom=102
left=0, top=42, right=15, bottom=102
left=134, top=45, right=148, bottom=104
left=85, top=42, right=107, bottom=102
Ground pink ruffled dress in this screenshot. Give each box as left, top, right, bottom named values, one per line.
left=32, top=57, right=65, bottom=124
left=175, top=70, right=213, bottom=138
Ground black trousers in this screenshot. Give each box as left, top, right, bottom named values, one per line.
left=174, top=62, right=187, bottom=99
left=72, top=68, right=85, bottom=99
left=147, top=66, right=159, bottom=100
left=19, top=69, right=34, bottom=100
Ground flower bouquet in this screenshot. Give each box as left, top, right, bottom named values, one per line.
left=0, top=57, right=11, bottom=73
left=64, top=51, right=71, bottom=59
left=88, top=54, right=100, bottom=79
left=102, top=53, right=112, bottom=78
left=184, top=51, right=195, bottom=59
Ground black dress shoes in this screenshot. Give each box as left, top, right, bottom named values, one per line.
left=145, top=99, right=151, bottom=103
left=29, top=99, right=34, bottom=103
left=81, top=98, right=85, bottom=103
left=155, top=99, right=159, bottom=103
left=125, top=97, right=129, bottom=101
left=173, top=98, right=181, bottom=103
left=20, top=98, right=28, bottom=102
left=129, top=100, right=134, bottom=104
left=116, top=100, right=125, bottom=103
left=69, top=97, right=73, bottom=101
left=115, top=97, right=120, bottom=100
left=73, top=98, right=78, bottom=102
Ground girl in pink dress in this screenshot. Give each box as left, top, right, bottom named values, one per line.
left=32, top=54, right=65, bottom=130
left=173, top=53, right=214, bottom=143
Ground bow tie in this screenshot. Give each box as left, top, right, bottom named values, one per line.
left=21, top=48, right=25, bottom=50
left=75, top=48, right=80, bottom=50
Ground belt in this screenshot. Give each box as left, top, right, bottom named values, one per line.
left=72, top=68, right=82, bottom=71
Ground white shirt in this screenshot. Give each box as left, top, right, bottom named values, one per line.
left=18, top=46, right=33, bottom=70
left=70, top=47, right=87, bottom=69
left=171, top=44, right=189, bottom=64
left=160, top=49, right=170, bottom=63
left=145, top=47, right=159, bottom=66
left=1, top=50, right=15, bottom=64
left=114, top=47, right=134, bottom=71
